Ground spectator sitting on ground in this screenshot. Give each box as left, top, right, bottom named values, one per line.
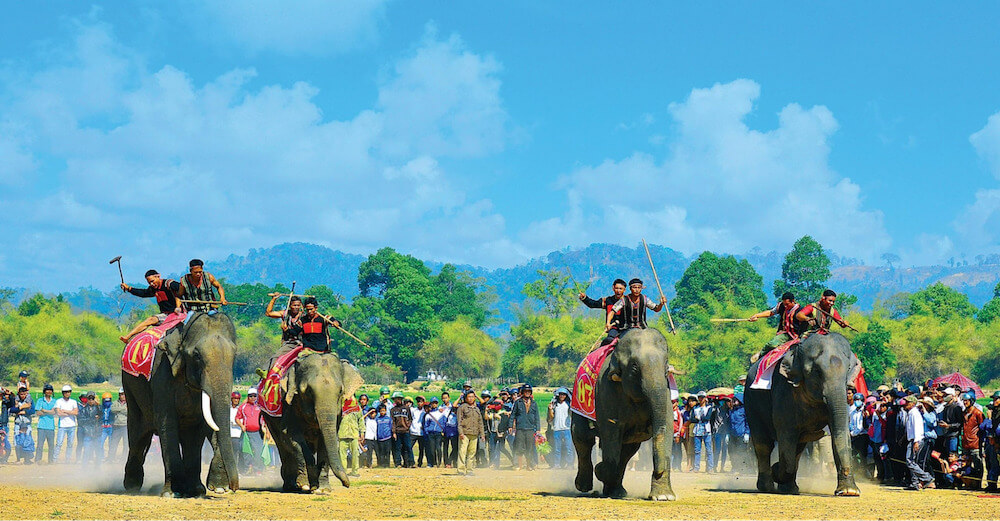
left=14, top=423, right=35, bottom=464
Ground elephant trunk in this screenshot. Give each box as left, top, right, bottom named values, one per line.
left=643, top=377, right=677, bottom=501
left=824, top=380, right=860, bottom=496
left=317, top=394, right=350, bottom=488
left=204, top=378, right=239, bottom=491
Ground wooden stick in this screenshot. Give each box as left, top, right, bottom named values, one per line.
left=642, top=239, right=676, bottom=334
left=813, top=305, right=860, bottom=332
left=710, top=318, right=752, bottom=323
left=334, top=325, right=372, bottom=349
left=180, top=299, right=248, bottom=306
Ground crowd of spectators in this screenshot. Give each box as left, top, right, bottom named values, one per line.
left=0, top=371, right=130, bottom=465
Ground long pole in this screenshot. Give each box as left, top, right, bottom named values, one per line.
left=180, top=299, right=248, bottom=306
left=286, top=281, right=296, bottom=312
left=710, top=318, right=752, bottom=323
left=642, top=239, right=676, bottom=334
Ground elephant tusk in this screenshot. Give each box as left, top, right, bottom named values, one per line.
left=202, top=391, right=220, bottom=432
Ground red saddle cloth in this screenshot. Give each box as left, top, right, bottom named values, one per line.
left=258, top=345, right=319, bottom=417
left=570, top=338, right=618, bottom=421
left=750, top=337, right=800, bottom=390
left=121, top=312, right=187, bottom=380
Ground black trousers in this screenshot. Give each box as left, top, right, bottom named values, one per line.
left=425, top=432, right=442, bottom=467
left=375, top=439, right=391, bottom=468
left=443, top=435, right=459, bottom=466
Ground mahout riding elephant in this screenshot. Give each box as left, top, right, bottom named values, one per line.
left=744, top=331, right=861, bottom=496
left=261, top=351, right=363, bottom=492
left=122, top=312, right=239, bottom=497
left=572, top=328, right=676, bottom=501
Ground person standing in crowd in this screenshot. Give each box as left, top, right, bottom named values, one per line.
left=228, top=391, right=243, bottom=469
left=374, top=404, right=392, bottom=468
left=408, top=396, right=426, bottom=467
left=985, top=391, right=1000, bottom=493
left=457, top=391, right=484, bottom=476
left=443, top=400, right=459, bottom=468
left=12, top=387, right=34, bottom=462
left=961, top=392, right=985, bottom=489
left=712, top=396, right=731, bottom=472
left=34, top=384, right=57, bottom=464
left=389, top=391, right=414, bottom=468
left=848, top=392, right=870, bottom=477
left=236, top=389, right=264, bottom=475
left=547, top=388, right=572, bottom=469
left=108, top=389, right=128, bottom=462
left=868, top=399, right=888, bottom=483
left=903, top=395, right=935, bottom=490
left=728, top=393, right=749, bottom=473
left=670, top=398, right=684, bottom=471
left=937, top=388, right=963, bottom=459
left=98, top=393, right=115, bottom=463
left=0, top=387, right=14, bottom=434
left=420, top=398, right=443, bottom=468
left=475, top=391, right=492, bottom=468
left=79, top=391, right=102, bottom=466
left=338, top=395, right=364, bottom=477
left=511, top=384, right=540, bottom=471
left=484, top=396, right=510, bottom=469
left=362, top=406, right=378, bottom=469
left=691, top=392, right=714, bottom=472
left=54, top=385, right=78, bottom=462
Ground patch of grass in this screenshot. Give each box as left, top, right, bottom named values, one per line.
left=353, top=480, right=397, bottom=486
left=311, top=497, right=329, bottom=502
left=443, top=495, right=525, bottom=502
left=50, top=511, right=64, bottom=518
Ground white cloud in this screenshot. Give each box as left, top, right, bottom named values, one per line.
left=522, top=80, right=890, bottom=260
left=194, top=0, right=387, bottom=55
left=971, top=111, right=1000, bottom=179
left=949, top=111, right=1000, bottom=258
left=0, top=22, right=512, bottom=290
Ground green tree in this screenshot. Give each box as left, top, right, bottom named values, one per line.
left=978, top=298, right=1000, bottom=324
left=417, top=317, right=500, bottom=379
left=908, top=282, right=977, bottom=320
left=772, top=236, right=831, bottom=304
left=851, top=321, right=896, bottom=385
left=432, top=265, right=492, bottom=328
left=522, top=270, right=587, bottom=317
left=672, top=252, right=767, bottom=325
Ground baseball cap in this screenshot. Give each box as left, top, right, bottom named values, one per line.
left=853, top=393, right=863, bottom=400
left=430, top=397, right=439, bottom=403
left=119, top=388, right=125, bottom=394
left=19, top=370, right=29, bottom=378
left=247, top=388, right=258, bottom=396
left=944, top=388, right=956, bottom=396
left=102, top=392, right=113, bottom=400
left=697, top=391, right=707, bottom=398
left=62, top=385, right=72, bottom=392
left=391, top=391, right=404, bottom=399
left=379, top=386, right=390, bottom=395
left=481, top=390, right=491, bottom=397
left=231, top=391, right=241, bottom=399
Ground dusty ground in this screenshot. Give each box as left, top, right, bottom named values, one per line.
left=0, top=460, right=997, bottom=520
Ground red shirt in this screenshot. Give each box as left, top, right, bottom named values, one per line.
left=799, top=304, right=843, bottom=323
left=236, top=401, right=262, bottom=432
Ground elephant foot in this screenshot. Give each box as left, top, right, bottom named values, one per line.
left=756, top=475, right=776, bottom=493
left=649, top=480, right=676, bottom=501
left=604, top=485, right=628, bottom=499
left=776, top=481, right=799, bottom=495
left=649, top=493, right=676, bottom=502
left=188, top=483, right=207, bottom=498
left=212, top=487, right=233, bottom=494
left=835, top=478, right=861, bottom=497
left=575, top=472, right=593, bottom=493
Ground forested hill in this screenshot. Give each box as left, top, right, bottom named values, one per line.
left=36, top=241, right=1000, bottom=328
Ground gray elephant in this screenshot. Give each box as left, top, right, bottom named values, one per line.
left=744, top=331, right=862, bottom=496
left=123, top=312, right=239, bottom=497
left=572, top=328, right=676, bottom=501
left=261, top=352, right=363, bottom=492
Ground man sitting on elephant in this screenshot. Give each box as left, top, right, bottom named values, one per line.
left=746, top=292, right=800, bottom=363
left=580, top=278, right=627, bottom=345
left=795, top=290, right=853, bottom=336
left=178, top=259, right=228, bottom=313
left=289, top=297, right=342, bottom=353
left=265, top=294, right=304, bottom=357
left=119, top=269, right=184, bottom=343
left=606, top=278, right=666, bottom=335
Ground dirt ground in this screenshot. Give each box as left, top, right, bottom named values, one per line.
left=1, top=460, right=997, bottom=520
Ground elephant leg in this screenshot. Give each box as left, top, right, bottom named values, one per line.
left=595, top=428, right=625, bottom=498
left=157, top=413, right=184, bottom=497
left=607, top=442, right=641, bottom=499
left=572, top=418, right=596, bottom=494
left=180, top=430, right=207, bottom=497
left=752, top=434, right=776, bottom=493
left=207, top=431, right=232, bottom=493
left=124, top=426, right=154, bottom=493
left=774, top=441, right=805, bottom=495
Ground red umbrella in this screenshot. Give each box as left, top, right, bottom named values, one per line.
left=931, top=372, right=985, bottom=399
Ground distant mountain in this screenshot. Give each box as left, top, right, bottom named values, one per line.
left=32, top=242, right=1000, bottom=332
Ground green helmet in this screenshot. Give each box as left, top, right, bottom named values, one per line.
left=380, top=386, right=390, bottom=395
left=391, top=391, right=404, bottom=399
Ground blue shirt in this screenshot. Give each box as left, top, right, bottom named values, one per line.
left=36, top=396, right=57, bottom=430
left=444, top=410, right=459, bottom=437
left=922, top=411, right=938, bottom=440
left=729, top=405, right=748, bottom=437
left=421, top=411, right=444, bottom=434
left=375, top=413, right=392, bottom=441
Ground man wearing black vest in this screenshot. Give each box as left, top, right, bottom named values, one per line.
left=579, top=278, right=626, bottom=345
left=607, top=278, right=666, bottom=334
left=178, top=259, right=228, bottom=312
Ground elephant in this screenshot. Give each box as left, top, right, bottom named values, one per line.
left=122, top=312, right=240, bottom=497
left=260, top=351, right=363, bottom=493
left=572, top=328, right=677, bottom=501
left=744, top=331, right=862, bottom=496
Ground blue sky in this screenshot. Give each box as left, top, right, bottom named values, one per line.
left=3, top=2, right=1000, bottom=292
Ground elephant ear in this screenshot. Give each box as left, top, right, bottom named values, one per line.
left=341, top=361, right=364, bottom=399
left=282, top=363, right=297, bottom=405
left=158, top=327, right=185, bottom=378
left=780, top=345, right=804, bottom=383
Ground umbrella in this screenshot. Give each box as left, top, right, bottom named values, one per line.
left=931, top=372, right=985, bottom=399
left=707, top=387, right=735, bottom=399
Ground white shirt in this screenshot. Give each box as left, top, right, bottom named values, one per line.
left=552, top=401, right=571, bottom=431
left=364, top=415, right=378, bottom=440
left=229, top=406, right=241, bottom=438
left=905, top=406, right=924, bottom=443
left=55, top=398, right=78, bottom=428
left=848, top=404, right=866, bottom=436
left=409, top=406, right=424, bottom=436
